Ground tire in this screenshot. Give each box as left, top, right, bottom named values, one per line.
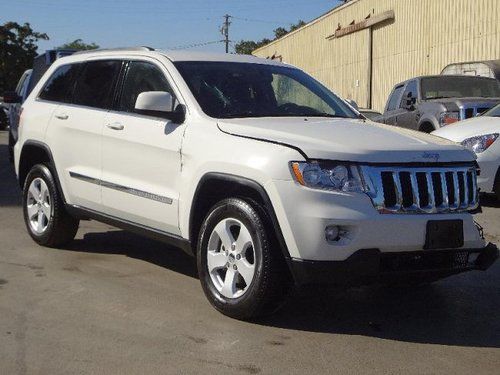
left=22, top=164, right=79, bottom=247
left=197, top=198, right=290, bottom=320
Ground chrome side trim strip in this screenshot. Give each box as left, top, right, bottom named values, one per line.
left=69, top=171, right=173, bottom=205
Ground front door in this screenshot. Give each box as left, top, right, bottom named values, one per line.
left=101, top=60, right=184, bottom=235
left=383, top=84, right=405, bottom=126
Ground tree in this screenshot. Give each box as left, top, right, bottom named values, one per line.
left=0, top=22, right=49, bottom=93
left=56, top=38, right=99, bottom=51
left=234, top=39, right=271, bottom=55
left=235, top=20, right=305, bottom=55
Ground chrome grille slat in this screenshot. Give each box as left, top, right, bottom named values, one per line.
left=425, top=172, right=436, bottom=213
left=409, top=172, right=420, bottom=211
left=451, top=172, right=460, bottom=210
left=461, top=172, right=469, bottom=209
left=439, top=172, right=449, bottom=211
left=392, top=172, right=403, bottom=211
left=362, top=165, right=479, bottom=214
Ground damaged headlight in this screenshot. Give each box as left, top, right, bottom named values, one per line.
left=290, top=161, right=365, bottom=192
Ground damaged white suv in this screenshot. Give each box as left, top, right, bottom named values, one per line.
left=15, top=48, right=498, bottom=319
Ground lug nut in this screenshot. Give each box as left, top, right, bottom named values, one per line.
left=231, top=243, right=236, bottom=251
left=236, top=254, right=241, bottom=260
left=233, top=265, right=237, bottom=270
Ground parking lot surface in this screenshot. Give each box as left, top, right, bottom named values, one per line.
left=0, top=131, right=499, bottom=374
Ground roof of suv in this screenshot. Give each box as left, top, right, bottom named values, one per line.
left=71, top=46, right=285, bottom=66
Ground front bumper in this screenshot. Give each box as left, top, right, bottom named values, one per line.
left=289, top=243, right=499, bottom=285
left=270, top=180, right=486, bottom=262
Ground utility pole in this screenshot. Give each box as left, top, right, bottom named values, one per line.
left=221, top=14, right=231, bottom=53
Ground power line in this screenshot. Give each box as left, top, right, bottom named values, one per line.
left=167, top=40, right=224, bottom=50
left=230, top=15, right=294, bottom=25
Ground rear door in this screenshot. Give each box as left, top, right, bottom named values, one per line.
left=46, top=59, right=122, bottom=210
left=100, top=59, right=185, bottom=234
left=382, top=84, right=405, bottom=126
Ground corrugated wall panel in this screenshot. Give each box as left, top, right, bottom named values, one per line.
left=253, top=0, right=500, bottom=112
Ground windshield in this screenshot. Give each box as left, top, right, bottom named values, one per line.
left=421, top=76, right=500, bottom=100
left=174, top=61, right=357, bottom=119
left=483, top=103, right=500, bottom=117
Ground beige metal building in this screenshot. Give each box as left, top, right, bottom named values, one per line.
left=252, top=0, right=500, bottom=112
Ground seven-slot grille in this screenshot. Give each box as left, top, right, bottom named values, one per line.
left=362, top=165, right=478, bottom=214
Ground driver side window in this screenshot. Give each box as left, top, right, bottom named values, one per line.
left=400, top=80, right=418, bottom=109
left=271, top=74, right=334, bottom=115
left=119, top=61, right=175, bottom=113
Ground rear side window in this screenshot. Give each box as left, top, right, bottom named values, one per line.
left=73, top=60, right=122, bottom=109
left=39, top=64, right=80, bottom=103
left=387, top=85, right=404, bottom=111
left=118, top=61, right=174, bottom=113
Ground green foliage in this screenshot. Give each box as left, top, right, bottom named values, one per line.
left=56, top=39, right=99, bottom=51
left=0, top=22, right=49, bottom=93
left=235, top=20, right=306, bottom=55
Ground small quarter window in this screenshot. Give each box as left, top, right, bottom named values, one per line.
left=39, top=64, right=80, bottom=103
left=73, top=60, right=122, bottom=109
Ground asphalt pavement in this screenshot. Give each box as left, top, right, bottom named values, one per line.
left=1, top=130, right=499, bottom=374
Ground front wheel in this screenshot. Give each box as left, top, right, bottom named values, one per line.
left=22, top=164, right=80, bottom=247
left=197, top=198, right=289, bottom=320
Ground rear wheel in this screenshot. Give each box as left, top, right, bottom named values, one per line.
left=197, top=198, right=289, bottom=320
left=23, top=164, right=79, bottom=247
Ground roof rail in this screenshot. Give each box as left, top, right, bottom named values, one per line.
left=74, top=46, right=155, bottom=55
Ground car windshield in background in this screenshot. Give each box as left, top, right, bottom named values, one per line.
left=174, top=61, right=357, bottom=119
left=421, top=76, right=500, bottom=100
left=483, top=103, right=500, bottom=117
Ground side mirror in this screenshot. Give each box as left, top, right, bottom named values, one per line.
left=3, top=91, right=21, bottom=104
left=346, top=99, right=359, bottom=111
left=134, top=91, right=185, bottom=123
left=135, top=91, right=173, bottom=113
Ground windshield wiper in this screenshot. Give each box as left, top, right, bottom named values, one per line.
left=311, top=114, right=351, bottom=119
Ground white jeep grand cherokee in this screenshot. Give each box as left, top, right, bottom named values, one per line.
left=14, top=47, right=498, bottom=319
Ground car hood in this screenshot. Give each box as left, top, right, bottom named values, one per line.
left=432, top=116, right=500, bottom=142
left=217, top=117, right=476, bottom=163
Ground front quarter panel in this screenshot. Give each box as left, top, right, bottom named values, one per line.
left=178, top=119, right=304, bottom=247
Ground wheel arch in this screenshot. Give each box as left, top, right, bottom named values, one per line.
left=189, top=173, right=291, bottom=262
left=18, top=140, right=66, bottom=202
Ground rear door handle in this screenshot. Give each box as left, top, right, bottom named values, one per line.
left=106, top=122, right=124, bottom=131
left=55, top=114, right=68, bottom=120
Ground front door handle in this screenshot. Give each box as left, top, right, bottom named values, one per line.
left=55, top=114, right=68, bottom=120
left=106, top=122, right=124, bottom=131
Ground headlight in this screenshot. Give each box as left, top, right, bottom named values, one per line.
left=461, top=133, right=499, bottom=154
left=439, top=111, right=460, bottom=126
left=290, top=161, right=365, bottom=192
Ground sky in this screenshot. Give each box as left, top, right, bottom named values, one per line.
left=1, top=0, right=341, bottom=53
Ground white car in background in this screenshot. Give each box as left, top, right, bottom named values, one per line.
left=432, top=104, right=500, bottom=200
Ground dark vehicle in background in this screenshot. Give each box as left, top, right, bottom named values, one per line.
left=378, top=75, right=500, bottom=133
left=2, top=49, right=75, bottom=160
